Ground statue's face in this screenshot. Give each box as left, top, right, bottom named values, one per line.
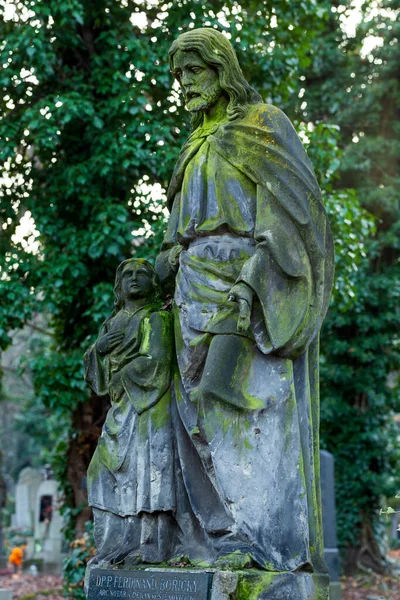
left=120, top=263, right=153, bottom=301
left=172, top=49, right=222, bottom=114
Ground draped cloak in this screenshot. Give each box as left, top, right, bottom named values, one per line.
left=84, top=306, right=175, bottom=518
left=156, top=103, right=334, bottom=573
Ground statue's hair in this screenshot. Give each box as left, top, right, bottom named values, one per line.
left=169, top=28, right=262, bottom=130
left=113, top=258, right=161, bottom=309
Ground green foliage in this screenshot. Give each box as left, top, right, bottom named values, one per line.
left=1, top=495, right=15, bottom=529
left=63, top=521, right=95, bottom=599
left=302, top=122, right=376, bottom=310
left=303, top=0, right=400, bottom=568
left=0, top=0, right=398, bottom=579
left=380, top=507, right=396, bottom=516
left=320, top=258, right=400, bottom=552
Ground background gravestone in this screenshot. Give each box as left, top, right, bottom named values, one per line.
left=33, top=477, right=63, bottom=573
left=320, top=450, right=342, bottom=600
left=10, top=467, right=64, bottom=573
left=11, top=467, right=41, bottom=530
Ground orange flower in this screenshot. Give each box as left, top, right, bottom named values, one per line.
left=9, top=547, right=23, bottom=566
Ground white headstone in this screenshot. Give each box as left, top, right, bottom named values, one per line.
left=14, top=467, right=42, bottom=530
left=34, top=479, right=63, bottom=568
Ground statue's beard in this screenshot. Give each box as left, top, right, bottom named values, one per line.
left=185, top=82, right=222, bottom=113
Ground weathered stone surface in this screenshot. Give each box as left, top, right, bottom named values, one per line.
left=210, top=571, right=237, bottom=600
left=236, top=572, right=329, bottom=600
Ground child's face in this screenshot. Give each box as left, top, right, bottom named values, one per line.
left=120, top=262, right=154, bottom=301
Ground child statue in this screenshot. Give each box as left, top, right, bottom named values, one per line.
left=83, top=258, right=177, bottom=570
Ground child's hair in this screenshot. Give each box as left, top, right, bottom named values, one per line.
left=113, top=258, right=161, bottom=309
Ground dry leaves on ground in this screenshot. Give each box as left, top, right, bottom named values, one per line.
left=0, top=573, right=63, bottom=599
left=342, top=572, right=400, bottom=600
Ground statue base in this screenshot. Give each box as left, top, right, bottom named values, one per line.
left=86, top=566, right=330, bottom=600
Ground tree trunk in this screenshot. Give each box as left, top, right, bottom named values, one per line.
left=66, top=392, right=110, bottom=537
left=343, top=516, right=386, bottom=575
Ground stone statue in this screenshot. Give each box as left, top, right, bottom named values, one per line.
left=85, top=28, right=334, bottom=600
left=155, top=27, right=334, bottom=580
left=84, top=259, right=178, bottom=569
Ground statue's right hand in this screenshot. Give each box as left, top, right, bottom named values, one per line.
left=96, top=331, right=124, bottom=355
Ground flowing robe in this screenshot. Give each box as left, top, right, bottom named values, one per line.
left=156, top=103, right=334, bottom=572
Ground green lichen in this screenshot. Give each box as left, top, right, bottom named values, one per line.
left=150, top=393, right=171, bottom=430
left=235, top=571, right=282, bottom=600
left=243, top=438, right=253, bottom=450
left=87, top=449, right=103, bottom=488
left=235, top=570, right=330, bottom=600
left=283, top=389, right=295, bottom=454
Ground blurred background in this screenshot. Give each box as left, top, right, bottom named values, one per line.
left=0, top=0, right=399, bottom=598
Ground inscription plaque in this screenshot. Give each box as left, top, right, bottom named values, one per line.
left=87, top=569, right=213, bottom=600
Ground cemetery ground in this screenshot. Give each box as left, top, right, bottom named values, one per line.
left=0, top=573, right=63, bottom=599
left=1, top=564, right=400, bottom=600
left=339, top=550, right=400, bottom=599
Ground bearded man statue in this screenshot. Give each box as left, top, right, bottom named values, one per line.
left=155, top=27, right=334, bottom=597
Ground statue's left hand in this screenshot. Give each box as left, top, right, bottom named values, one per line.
left=168, top=245, right=182, bottom=271
left=110, top=371, right=124, bottom=401
left=228, top=282, right=253, bottom=333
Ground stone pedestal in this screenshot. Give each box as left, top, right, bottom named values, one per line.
left=0, top=591, right=13, bottom=600
left=86, top=567, right=329, bottom=600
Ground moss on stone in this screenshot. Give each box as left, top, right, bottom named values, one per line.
left=235, top=571, right=282, bottom=600
left=150, top=393, right=171, bottom=430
